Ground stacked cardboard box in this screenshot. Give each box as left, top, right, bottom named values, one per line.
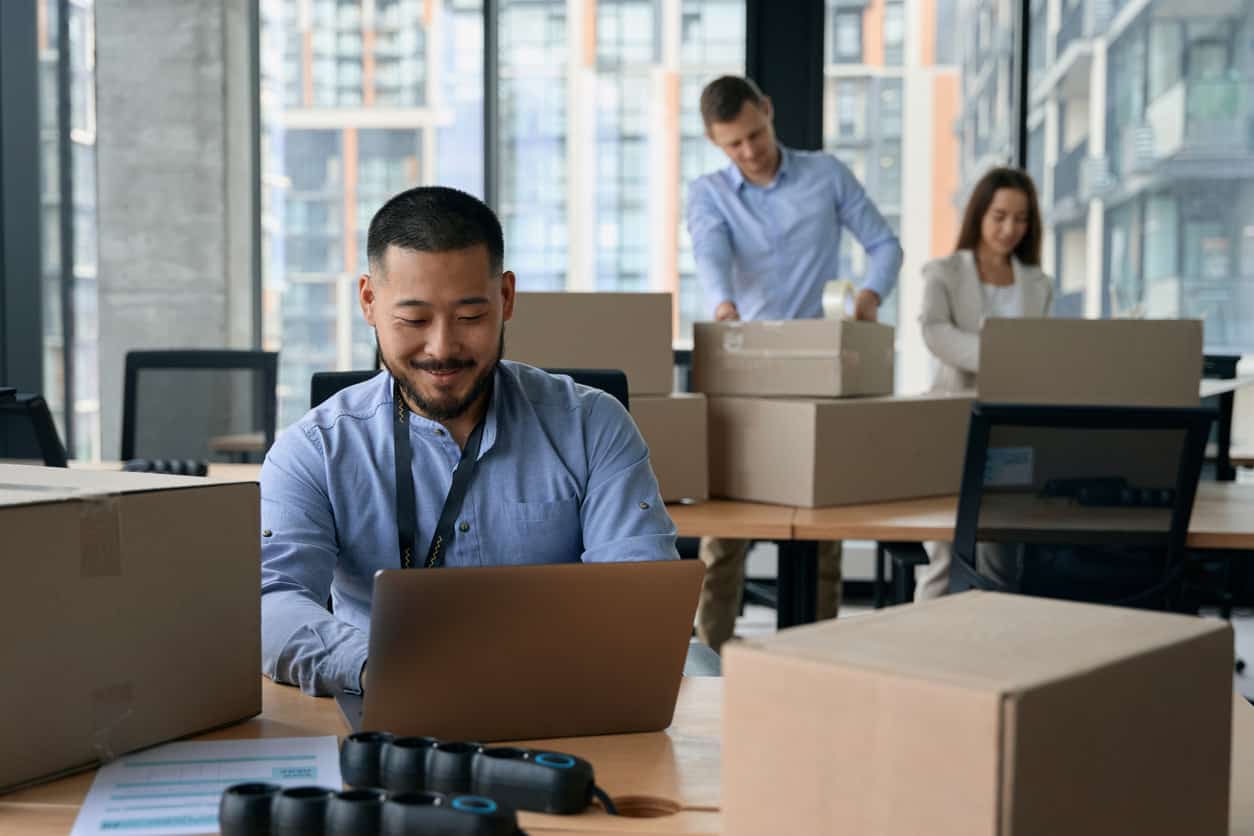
left=693, top=319, right=972, bottom=507
left=506, top=292, right=708, bottom=502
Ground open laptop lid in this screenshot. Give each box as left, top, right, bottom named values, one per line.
left=356, top=560, right=704, bottom=741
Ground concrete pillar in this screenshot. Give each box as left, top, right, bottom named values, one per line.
left=95, top=0, right=258, bottom=458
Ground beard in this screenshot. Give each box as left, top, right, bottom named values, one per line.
left=381, top=326, right=504, bottom=422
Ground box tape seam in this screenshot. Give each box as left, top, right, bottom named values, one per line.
left=79, top=493, right=122, bottom=578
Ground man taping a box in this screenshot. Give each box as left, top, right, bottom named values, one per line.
left=687, top=75, right=903, bottom=650
left=260, top=187, right=678, bottom=697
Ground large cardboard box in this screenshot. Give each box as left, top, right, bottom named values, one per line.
left=692, top=319, right=894, bottom=397
left=979, top=318, right=1202, bottom=406
left=708, top=394, right=971, bottom=507
left=506, top=292, right=674, bottom=396
left=0, top=465, right=262, bottom=792
left=631, top=393, right=708, bottom=502
left=724, top=592, right=1233, bottom=836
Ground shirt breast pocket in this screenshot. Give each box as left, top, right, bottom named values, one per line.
left=490, top=497, right=584, bottom=564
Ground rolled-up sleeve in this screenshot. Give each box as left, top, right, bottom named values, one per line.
left=830, top=159, right=903, bottom=301
left=687, top=177, right=736, bottom=317
left=260, top=427, right=369, bottom=697
left=578, top=392, right=679, bottom=563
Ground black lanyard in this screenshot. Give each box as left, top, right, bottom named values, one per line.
left=392, top=379, right=489, bottom=569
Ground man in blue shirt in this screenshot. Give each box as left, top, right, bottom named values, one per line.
left=687, top=76, right=902, bottom=651
left=261, top=187, right=678, bottom=696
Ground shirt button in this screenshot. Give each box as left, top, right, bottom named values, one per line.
left=434, top=428, right=446, bottom=436
left=262, top=529, right=272, bottom=537
left=458, top=521, right=470, bottom=533
left=638, top=501, right=650, bottom=510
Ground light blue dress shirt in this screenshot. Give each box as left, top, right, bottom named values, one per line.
left=687, top=145, right=903, bottom=321
left=260, top=362, right=678, bottom=696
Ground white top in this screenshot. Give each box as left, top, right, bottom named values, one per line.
left=979, top=280, right=1024, bottom=320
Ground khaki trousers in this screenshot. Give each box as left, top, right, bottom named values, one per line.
left=696, top=537, right=842, bottom=652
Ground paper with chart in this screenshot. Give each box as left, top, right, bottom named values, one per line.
left=69, top=735, right=341, bottom=835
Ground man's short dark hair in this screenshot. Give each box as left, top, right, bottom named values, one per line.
left=699, top=76, right=766, bottom=128
left=366, top=186, right=504, bottom=276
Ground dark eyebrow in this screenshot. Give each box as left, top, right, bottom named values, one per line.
left=393, top=297, right=489, bottom=308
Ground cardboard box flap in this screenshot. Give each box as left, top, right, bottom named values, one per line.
left=742, top=592, right=1229, bottom=695
left=0, top=463, right=256, bottom=509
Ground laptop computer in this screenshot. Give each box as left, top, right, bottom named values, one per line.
left=336, top=559, right=705, bottom=741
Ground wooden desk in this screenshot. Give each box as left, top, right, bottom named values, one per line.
left=5, top=680, right=1254, bottom=835
left=0, top=678, right=722, bottom=835
left=666, top=500, right=793, bottom=541
left=793, top=482, right=1254, bottom=550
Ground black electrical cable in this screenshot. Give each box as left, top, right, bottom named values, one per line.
left=590, top=784, right=618, bottom=816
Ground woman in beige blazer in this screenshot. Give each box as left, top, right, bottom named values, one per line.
left=915, top=167, right=1054, bottom=599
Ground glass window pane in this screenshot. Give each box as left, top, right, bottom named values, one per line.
left=500, top=0, right=746, bottom=343
left=261, top=0, right=484, bottom=427
left=823, top=0, right=1008, bottom=388
left=1044, top=3, right=1254, bottom=351
left=37, top=0, right=100, bottom=459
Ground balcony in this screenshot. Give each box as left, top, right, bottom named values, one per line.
left=1144, top=77, right=1252, bottom=160
left=1053, top=0, right=1114, bottom=71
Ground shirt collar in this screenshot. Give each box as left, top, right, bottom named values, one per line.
left=726, top=143, right=790, bottom=191
left=385, top=366, right=501, bottom=460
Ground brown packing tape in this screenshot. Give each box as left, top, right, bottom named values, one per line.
left=91, top=682, right=136, bottom=763
left=79, top=494, right=122, bottom=578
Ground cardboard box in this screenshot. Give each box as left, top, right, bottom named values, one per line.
left=692, top=319, right=894, bottom=397
left=708, top=394, right=971, bottom=507
left=979, top=318, right=1202, bottom=406
left=0, top=464, right=262, bottom=792
left=631, top=394, right=708, bottom=502
left=723, top=592, right=1233, bottom=836
left=506, top=292, right=674, bottom=396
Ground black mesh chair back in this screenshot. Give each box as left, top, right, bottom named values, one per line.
left=310, top=368, right=630, bottom=411
left=122, top=350, right=278, bottom=462
left=949, top=402, right=1213, bottom=611
left=0, top=389, right=68, bottom=467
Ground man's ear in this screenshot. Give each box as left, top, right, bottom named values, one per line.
left=761, top=96, right=773, bottom=120
left=500, top=271, right=516, bottom=322
left=359, top=274, right=377, bottom=326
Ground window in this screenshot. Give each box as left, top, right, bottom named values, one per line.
left=1042, top=3, right=1254, bottom=351
left=883, top=1, right=904, bottom=66
left=261, top=0, right=484, bottom=427
left=824, top=0, right=1017, bottom=391
left=829, top=9, right=862, bottom=64
left=500, top=0, right=746, bottom=342
left=35, top=0, right=101, bottom=459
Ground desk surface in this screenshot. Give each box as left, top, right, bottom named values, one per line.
left=665, top=500, right=793, bottom=540
left=4, top=681, right=1253, bottom=835
left=1201, top=374, right=1254, bottom=399
left=793, top=482, right=1254, bottom=550
left=0, top=677, right=722, bottom=835
left=71, top=463, right=1254, bottom=549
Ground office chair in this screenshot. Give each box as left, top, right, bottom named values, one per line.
left=310, top=367, right=630, bottom=411
left=1202, top=353, right=1239, bottom=482
left=122, top=350, right=278, bottom=463
left=0, top=388, right=69, bottom=467
left=948, top=402, right=1213, bottom=612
